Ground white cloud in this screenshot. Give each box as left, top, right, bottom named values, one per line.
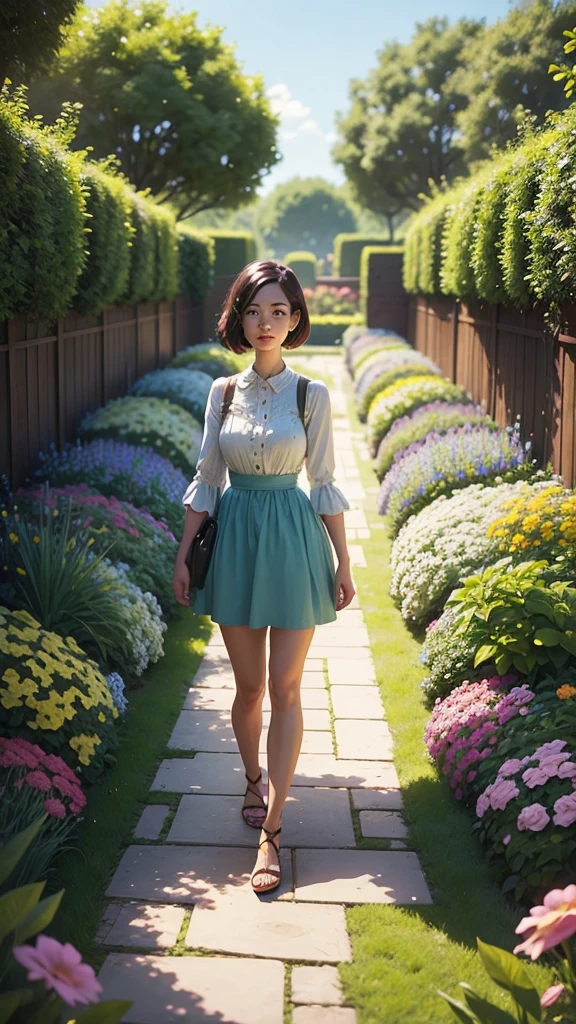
left=267, top=83, right=334, bottom=145
left=299, top=118, right=323, bottom=136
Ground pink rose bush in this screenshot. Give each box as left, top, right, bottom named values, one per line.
left=0, top=737, right=87, bottom=885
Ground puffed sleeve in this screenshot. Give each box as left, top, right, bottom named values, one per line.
left=304, top=380, right=351, bottom=516
left=181, top=377, right=227, bottom=514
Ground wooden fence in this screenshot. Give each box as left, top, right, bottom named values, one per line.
left=407, top=296, right=576, bottom=486
left=0, top=296, right=203, bottom=490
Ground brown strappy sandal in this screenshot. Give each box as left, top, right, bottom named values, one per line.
left=242, top=771, right=267, bottom=829
left=251, top=826, right=282, bottom=894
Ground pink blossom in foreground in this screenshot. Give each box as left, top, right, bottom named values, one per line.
left=517, top=803, right=551, bottom=832
left=540, top=983, right=565, bottom=1008
left=514, top=885, right=576, bottom=959
left=12, top=935, right=102, bottom=1006
left=553, top=792, right=576, bottom=828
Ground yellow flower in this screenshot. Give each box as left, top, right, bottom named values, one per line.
left=1, top=640, right=33, bottom=658
left=2, top=667, right=20, bottom=686
left=33, top=536, right=40, bottom=544
left=8, top=532, right=18, bottom=543
left=1, top=510, right=7, bottom=517
left=557, top=684, right=576, bottom=700
left=52, top=510, right=59, bottom=517
left=512, top=534, right=524, bottom=546
left=98, top=711, right=106, bottom=722
left=69, top=732, right=101, bottom=766
left=1, top=690, right=23, bottom=709
left=16, top=568, right=27, bottom=576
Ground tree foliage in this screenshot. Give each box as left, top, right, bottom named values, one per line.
left=0, top=0, right=80, bottom=87
left=27, top=0, right=281, bottom=220
left=256, top=176, right=356, bottom=261
left=332, top=17, right=483, bottom=218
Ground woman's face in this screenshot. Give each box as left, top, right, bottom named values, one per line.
left=241, top=281, right=301, bottom=352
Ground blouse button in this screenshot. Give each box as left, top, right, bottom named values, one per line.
left=262, top=399, right=266, bottom=405
left=255, top=464, right=260, bottom=470
left=264, top=414, right=267, bottom=419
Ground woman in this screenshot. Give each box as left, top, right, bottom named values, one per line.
left=172, top=259, right=355, bottom=894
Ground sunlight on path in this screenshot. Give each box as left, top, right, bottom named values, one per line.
left=94, top=353, right=431, bottom=1024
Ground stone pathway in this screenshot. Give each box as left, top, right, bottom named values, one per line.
left=96, top=355, right=431, bottom=1023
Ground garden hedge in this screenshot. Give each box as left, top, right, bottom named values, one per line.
left=284, top=250, right=317, bottom=288
left=205, top=229, right=257, bottom=276
left=359, top=245, right=405, bottom=321
left=308, top=314, right=364, bottom=346
left=334, top=233, right=391, bottom=277
left=177, top=226, right=216, bottom=306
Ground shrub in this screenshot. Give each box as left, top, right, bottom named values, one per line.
left=206, top=229, right=257, bottom=275
left=72, top=164, right=135, bottom=315
left=487, top=483, right=576, bottom=570
left=284, top=250, right=317, bottom=288
left=0, top=98, right=86, bottom=321
left=470, top=150, right=518, bottom=305
left=129, top=367, right=213, bottom=424
left=77, top=396, right=203, bottom=476
left=367, top=377, right=471, bottom=456
left=177, top=225, right=215, bottom=305
left=440, top=173, right=491, bottom=299
left=122, top=192, right=157, bottom=305
left=500, top=131, right=552, bottom=307
left=379, top=423, right=534, bottom=534
left=359, top=245, right=404, bottom=321
left=349, top=336, right=409, bottom=376
left=377, top=402, right=492, bottom=480
left=169, top=342, right=243, bottom=377
left=0, top=737, right=87, bottom=887
left=15, top=483, right=180, bottom=621
left=0, top=606, right=119, bottom=782
left=308, top=314, right=363, bottom=346
left=403, top=193, right=451, bottom=295
left=342, top=323, right=380, bottom=348
left=390, top=479, right=550, bottom=623
left=359, top=361, right=443, bottom=426
left=333, top=233, right=389, bottom=277
left=33, top=439, right=188, bottom=538
left=149, top=202, right=179, bottom=303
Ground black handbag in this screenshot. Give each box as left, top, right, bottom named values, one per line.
left=185, top=370, right=310, bottom=592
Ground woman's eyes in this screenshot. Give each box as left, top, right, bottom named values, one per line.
left=246, top=309, right=285, bottom=316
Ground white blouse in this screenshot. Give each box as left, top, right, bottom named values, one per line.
left=181, top=360, right=351, bottom=517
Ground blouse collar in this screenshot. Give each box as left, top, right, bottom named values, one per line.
left=236, top=360, right=295, bottom=393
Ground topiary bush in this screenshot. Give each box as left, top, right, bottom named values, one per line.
left=334, top=233, right=389, bottom=277
left=359, top=245, right=404, bottom=321
left=206, top=229, right=257, bottom=275
left=500, top=131, right=552, bottom=308
left=129, top=367, right=213, bottom=424
left=470, top=151, right=518, bottom=305
left=284, top=250, right=317, bottom=288
left=0, top=605, right=119, bottom=782
left=72, top=163, right=135, bottom=315
left=403, top=193, right=451, bottom=296
left=77, top=396, right=203, bottom=476
left=177, top=225, right=215, bottom=305
left=440, top=173, right=491, bottom=299
left=308, top=314, right=363, bottom=345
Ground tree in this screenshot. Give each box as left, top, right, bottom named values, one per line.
left=453, top=0, right=576, bottom=162
left=0, top=0, right=80, bottom=87
left=332, top=17, right=484, bottom=217
left=26, top=0, right=281, bottom=219
left=256, top=177, right=357, bottom=261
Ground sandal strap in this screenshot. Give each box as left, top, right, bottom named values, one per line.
left=258, top=826, right=281, bottom=859
left=251, top=866, right=281, bottom=883
left=245, top=770, right=262, bottom=786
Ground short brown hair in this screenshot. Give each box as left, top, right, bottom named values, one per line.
left=216, top=259, right=311, bottom=354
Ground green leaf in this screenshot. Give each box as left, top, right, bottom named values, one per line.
left=0, top=989, right=33, bottom=1024
left=477, top=940, right=541, bottom=1022
left=461, top=983, right=519, bottom=1024
left=15, top=889, right=64, bottom=944
left=533, top=628, right=564, bottom=646
left=437, top=990, right=478, bottom=1023
left=474, top=644, right=498, bottom=668
left=0, top=883, right=45, bottom=943
left=0, top=816, right=47, bottom=887
left=68, top=1002, right=135, bottom=1024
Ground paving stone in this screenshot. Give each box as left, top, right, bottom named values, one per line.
left=359, top=811, right=409, bottom=840
left=106, top=844, right=293, bottom=906
left=309, top=627, right=370, bottom=647
left=97, top=953, right=284, bottom=1024
left=307, top=646, right=372, bottom=661
left=192, top=672, right=235, bottom=689
left=168, top=710, right=238, bottom=752
left=260, top=730, right=333, bottom=756
left=292, top=965, right=344, bottom=1006
left=183, top=688, right=233, bottom=711
left=263, top=708, right=331, bottom=731
left=187, top=895, right=351, bottom=963
left=96, top=902, right=185, bottom=949
left=167, top=795, right=260, bottom=846
left=343, top=509, right=368, bottom=529
left=150, top=753, right=248, bottom=795
left=328, top=659, right=375, bottom=685
left=133, top=805, right=170, bottom=840
left=335, top=720, right=393, bottom=760
left=292, top=754, right=400, bottom=790
left=283, top=787, right=355, bottom=847
left=301, top=671, right=327, bottom=686
left=299, top=688, right=330, bottom=710
left=293, top=1009, right=357, bottom=1024
left=295, top=849, right=432, bottom=905
left=304, top=658, right=326, bottom=670
left=345, top=528, right=357, bottom=540
left=330, top=686, right=383, bottom=720
left=331, top=610, right=366, bottom=627
left=351, top=788, right=404, bottom=811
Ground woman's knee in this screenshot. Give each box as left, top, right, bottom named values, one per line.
left=234, top=678, right=266, bottom=710
left=268, top=675, right=302, bottom=713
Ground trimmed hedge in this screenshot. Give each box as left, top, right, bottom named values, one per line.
left=359, top=245, right=404, bottom=320
left=308, top=314, right=364, bottom=346
left=334, top=233, right=390, bottom=277
left=403, top=108, right=576, bottom=315
left=177, top=226, right=215, bottom=306
left=284, top=250, right=317, bottom=288
left=205, top=229, right=257, bottom=275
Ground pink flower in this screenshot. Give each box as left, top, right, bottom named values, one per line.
left=489, top=780, right=519, bottom=811
left=540, top=984, right=565, bottom=1008
left=25, top=770, right=52, bottom=792
left=498, top=758, right=525, bottom=778
left=42, top=753, right=73, bottom=776
left=517, top=804, right=550, bottom=832
left=476, top=793, right=491, bottom=818
left=522, top=766, right=552, bottom=789
left=44, top=798, right=66, bottom=819
left=533, top=739, right=567, bottom=760
left=502, top=834, right=511, bottom=845
left=553, top=792, right=576, bottom=828
left=558, top=760, right=576, bottom=780
left=12, top=935, right=103, bottom=1006
left=514, top=884, right=576, bottom=959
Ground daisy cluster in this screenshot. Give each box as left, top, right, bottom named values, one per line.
left=129, top=366, right=212, bottom=423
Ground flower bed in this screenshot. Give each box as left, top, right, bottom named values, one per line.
left=129, top=367, right=213, bottom=424
left=356, top=352, right=442, bottom=422
left=367, top=377, right=471, bottom=456
left=376, top=402, right=493, bottom=481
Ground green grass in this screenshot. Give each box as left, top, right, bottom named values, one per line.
left=46, top=607, right=212, bottom=968
left=336, top=364, right=550, bottom=1023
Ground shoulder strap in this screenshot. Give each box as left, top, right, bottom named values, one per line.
left=220, top=374, right=239, bottom=426
left=297, top=374, right=311, bottom=428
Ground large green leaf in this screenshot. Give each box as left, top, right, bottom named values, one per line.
left=477, top=940, right=541, bottom=1022
left=0, top=816, right=47, bottom=888
left=461, top=983, right=519, bottom=1024
left=0, top=884, right=45, bottom=943
left=437, top=989, right=478, bottom=1023
left=533, top=628, right=564, bottom=646
left=15, top=889, right=64, bottom=944
left=68, top=1001, right=134, bottom=1023
left=474, top=644, right=498, bottom=667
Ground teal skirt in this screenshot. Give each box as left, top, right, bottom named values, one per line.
left=191, top=471, right=337, bottom=630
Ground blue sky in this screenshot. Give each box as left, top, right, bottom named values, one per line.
left=87, top=0, right=511, bottom=194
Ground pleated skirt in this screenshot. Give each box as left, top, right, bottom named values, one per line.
left=191, top=471, right=337, bottom=629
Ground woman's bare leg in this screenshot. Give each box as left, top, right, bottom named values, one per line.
left=252, top=625, right=316, bottom=890
left=219, top=624, right=268, bottom=820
